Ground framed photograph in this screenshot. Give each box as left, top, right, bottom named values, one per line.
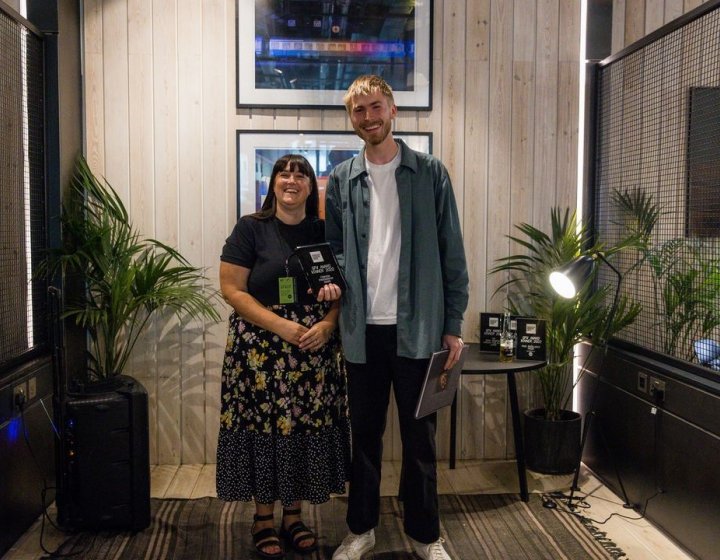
left=236, top=0, right=433, bottom=109
left=236, top=130, right=432, bottom=219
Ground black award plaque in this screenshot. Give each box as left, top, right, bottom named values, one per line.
left=293, top=242, right=347, bottom=296
left=515, top=317, right=547, bottom=361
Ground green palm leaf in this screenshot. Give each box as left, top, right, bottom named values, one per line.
left=39, top=155, right=221, bottom=382
left=490, top=200, right=647, bottom=420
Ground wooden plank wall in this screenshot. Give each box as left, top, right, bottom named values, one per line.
left=612, top=0, right=709, bottom=51
left=81, top=0, right=590, bottom=465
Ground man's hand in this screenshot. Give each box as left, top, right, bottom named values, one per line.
left=442, top=334, right=464, bottom=370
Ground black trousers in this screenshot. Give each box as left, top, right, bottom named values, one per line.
left=345, top=324, right=439, bottom=544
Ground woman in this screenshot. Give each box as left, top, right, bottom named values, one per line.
left=217, top=154, right=350, bottom=559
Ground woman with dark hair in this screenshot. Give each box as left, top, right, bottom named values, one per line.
left=217, top=154, right=350, bottom=559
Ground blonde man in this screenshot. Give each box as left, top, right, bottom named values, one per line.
left=325, top=75, right=468, bottom=560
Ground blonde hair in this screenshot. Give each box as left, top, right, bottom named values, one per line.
left=343, top=74, right=395, bottom=113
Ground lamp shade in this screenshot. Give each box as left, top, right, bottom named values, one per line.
left=549, top=255, right=594, bottom=299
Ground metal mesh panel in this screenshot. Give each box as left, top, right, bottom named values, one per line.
left=594, top=6, right=720, bottom=368
left=0, top=9, right=46, bottom=368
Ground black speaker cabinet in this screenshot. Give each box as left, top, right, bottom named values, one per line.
left=56, top=376, right=150, bottom=531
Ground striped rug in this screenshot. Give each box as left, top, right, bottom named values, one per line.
left=57, top=494, right=625, bottom=559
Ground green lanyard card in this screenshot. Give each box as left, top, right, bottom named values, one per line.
left=278, top=276, right=297, bottom=304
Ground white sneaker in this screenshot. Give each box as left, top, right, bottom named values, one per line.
left=410, top=537, right=452, bottom=560
left=332, top=529, right=376, bottom=560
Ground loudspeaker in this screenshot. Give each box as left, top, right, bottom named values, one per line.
left=56, top=376, right=150, bottom=531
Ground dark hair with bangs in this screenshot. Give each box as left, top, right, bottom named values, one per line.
left=251, top=154, right=320, bottom=220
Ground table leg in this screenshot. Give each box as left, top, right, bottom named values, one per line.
left=507, top=371, right=529, bottom=502
left=449, top=390, right=457, bottom=469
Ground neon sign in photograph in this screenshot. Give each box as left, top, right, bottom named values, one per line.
left=237, top=0, right=432, bottom=109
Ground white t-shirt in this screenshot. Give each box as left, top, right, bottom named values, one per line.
left=365, top=147, right=402, bottom=324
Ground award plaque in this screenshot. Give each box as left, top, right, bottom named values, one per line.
left=515, top=317, right=547, bottom=361
left=479, top=312, right=503, bottom=351
left=480, top=312, right=519, bottom=351
left=293, top=242, right=347, bottom=296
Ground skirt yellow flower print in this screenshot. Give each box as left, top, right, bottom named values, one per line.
left=216, top=305, right=350, bottom=505
left=277, top=415, right=291, bottom=436
left=247, top=347, right=267, bottom=370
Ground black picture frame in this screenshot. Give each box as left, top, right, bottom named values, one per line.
left=686, top=86, right=720, bottom=237
left=236, top=0, right=433, bottom=110
left=236, top=130, right=432, bottom=219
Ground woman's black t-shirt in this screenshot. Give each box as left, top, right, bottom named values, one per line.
left=221, top=215, right=324, bottom=306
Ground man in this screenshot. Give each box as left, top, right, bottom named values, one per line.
left=325, top=75, right=469, bottom=560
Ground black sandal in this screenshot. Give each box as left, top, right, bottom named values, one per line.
left=251, top=513, right=284, bottom=560
left=280, top=508, right=318, bottom=554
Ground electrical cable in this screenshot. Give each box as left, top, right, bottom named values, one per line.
left=543, top=488, right=662, bottom=525
left=17, top=400, right=87, bottom=558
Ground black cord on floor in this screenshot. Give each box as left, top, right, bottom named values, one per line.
left=17, top=402, right=87, bottom=558
left=540, top=489, right=662, bottom=560
left=542, top=488, right=662, bottom=525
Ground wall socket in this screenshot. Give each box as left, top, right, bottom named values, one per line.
left=13, top=382, right=28, bottom=409
left=649, top=377, right=666, bottom=401
left=637, top=371, right=648, bottom=393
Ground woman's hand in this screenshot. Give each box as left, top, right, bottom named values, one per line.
left=316, top=283, right=342, bottom=302
left=299, top=319, right=335, bottom=352
left=277, top=319, right=310, bottom=346
left=221, top=263, right=313, bottom=346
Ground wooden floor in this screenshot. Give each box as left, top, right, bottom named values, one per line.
left=4, top=461, right=693, bottom=560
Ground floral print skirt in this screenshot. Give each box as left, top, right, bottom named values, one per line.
left=216, top=303, right=350, bottom=505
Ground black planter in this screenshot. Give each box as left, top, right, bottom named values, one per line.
left=523, top=408, right=582, bottom=474
left=70, top=374, right=126, bottom=393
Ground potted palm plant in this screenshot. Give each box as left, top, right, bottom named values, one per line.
left=44, top=155, right=221, bottom=387
left=39, top=155, right=221, bottom=530
left=490, top=192, right=656, bottom=473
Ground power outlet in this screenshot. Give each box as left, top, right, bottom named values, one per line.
left=13, top=382, right=28, bottom=410
left=649, top=378, right=666, bottom=402
left=27, top=376, right=37, bottom=400
left=637, top=371, right=648, bottom=393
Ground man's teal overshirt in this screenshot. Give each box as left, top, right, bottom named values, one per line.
left=325, top=139, right=469, bottom=364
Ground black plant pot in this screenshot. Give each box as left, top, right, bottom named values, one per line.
left=523, top=407, right=582, bottom=474
left=70, top=373, right=126, bottom=394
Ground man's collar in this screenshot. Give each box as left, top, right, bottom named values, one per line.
left=348, top=139, right=417, bottom=179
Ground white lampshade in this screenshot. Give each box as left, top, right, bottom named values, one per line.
left=549, top=271, right=578, bottom=298
left=549, top=256, right=594, bottom=299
